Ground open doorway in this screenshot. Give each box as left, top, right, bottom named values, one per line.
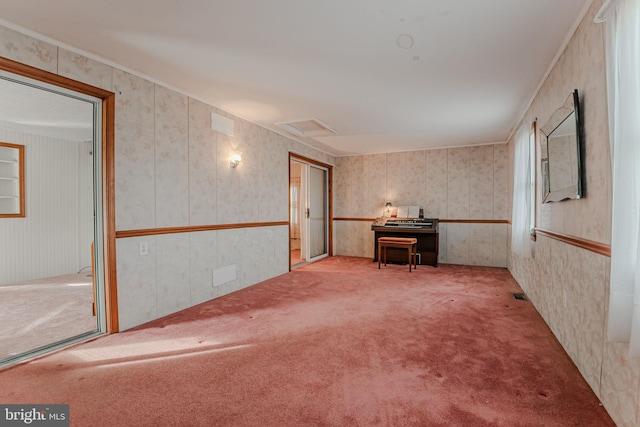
left=289, top=154, right=332, bottom=269
left=290, top=160, right=304, bottom=266
left=0, top=68, right=110, bottom=366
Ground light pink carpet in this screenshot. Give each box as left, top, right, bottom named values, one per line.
left=0, top=257, right=614, bottom=426
left=0, top=273, right=96, bottom=359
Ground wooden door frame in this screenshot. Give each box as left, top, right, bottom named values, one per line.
left=289, top=153, right=333, bottom=269
left=0, top=56, right=119, bottom=332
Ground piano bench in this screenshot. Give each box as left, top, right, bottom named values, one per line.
left=377, top=237, right=418, bottom=272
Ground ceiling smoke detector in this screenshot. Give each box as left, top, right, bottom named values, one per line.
left=276, top=118, right=337, bottom=138
left=396, top=34, right=414, bottom=49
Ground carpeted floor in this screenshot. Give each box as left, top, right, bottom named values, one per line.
left=0, top=273, right=97, bottom=359
left=0, top=257, right=614, bottom=426
left=290, top=248, right=303, bottom=266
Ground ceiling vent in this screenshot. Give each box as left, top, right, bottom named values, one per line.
left=276, top=118, right=337, bottom=138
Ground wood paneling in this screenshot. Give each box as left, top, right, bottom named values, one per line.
left=535, top=228, right=611, bottom=257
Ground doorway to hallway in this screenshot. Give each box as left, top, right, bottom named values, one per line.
left=289, top=154, right=332, bottom=269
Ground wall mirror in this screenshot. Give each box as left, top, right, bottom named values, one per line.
left=540, top=89, right=583, bottom=203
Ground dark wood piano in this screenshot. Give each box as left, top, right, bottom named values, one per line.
left=371, top=218, right=439, bottom=267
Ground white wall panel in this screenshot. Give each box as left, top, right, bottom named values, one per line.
left=77, top=140, right=94, bottom=272
left=116, top=236, right=158, bottom=331
left=0, top=128, right=92, bottom=285
left=155, top=85, right=189, bottom=228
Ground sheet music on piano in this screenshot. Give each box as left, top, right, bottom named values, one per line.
left=396, top=205, right=420, bottom=218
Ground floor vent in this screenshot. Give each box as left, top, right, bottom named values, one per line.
left=513, top=293, right=528, bottom=301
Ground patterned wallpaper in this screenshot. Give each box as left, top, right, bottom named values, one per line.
left=508, top=1, right=639, bottom=426
left=333, top=144, right=509, bottom=268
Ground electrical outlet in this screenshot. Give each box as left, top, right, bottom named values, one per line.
left=139, top=242, right=148, bottom=256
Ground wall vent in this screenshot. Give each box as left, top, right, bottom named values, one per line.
left=213, top=264, right=236, bottom=287
left=211, top=112, right=235, bottom=136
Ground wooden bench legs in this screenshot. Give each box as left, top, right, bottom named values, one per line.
left=377, top=237, right=418, bottom=272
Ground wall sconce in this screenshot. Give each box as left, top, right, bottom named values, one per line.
left=230, top=153, right=242, bottom=168
left=385, top=201, right=392, bottom=217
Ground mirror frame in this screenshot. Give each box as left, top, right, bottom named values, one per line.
left=0, top=56, right=118, bottom=333
left=540, top=89, right=583, bottom=203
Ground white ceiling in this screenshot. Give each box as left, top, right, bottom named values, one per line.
left=0, top=0, right=591, bottom=156
left=0, top=78, right=94, bottom=141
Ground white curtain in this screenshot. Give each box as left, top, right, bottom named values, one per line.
left=511, top=123, right=533, bottom=257
left=300, top=166, right=307, bottom=260
left=290, top=177, right=300, bottom=239
left=603, top=0, right=640, bottom=356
